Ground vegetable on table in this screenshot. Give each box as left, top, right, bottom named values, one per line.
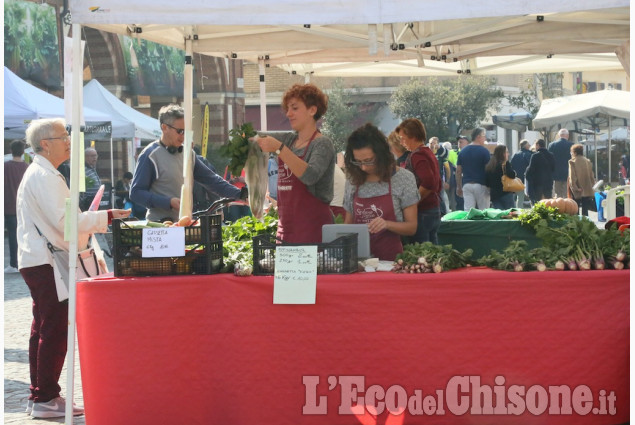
left=393, top=242, right=473, bottom=273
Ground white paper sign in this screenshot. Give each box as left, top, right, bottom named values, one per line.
left=142, top=227, right=185, bottom=258
left=273, top=246, right=318, bottom=304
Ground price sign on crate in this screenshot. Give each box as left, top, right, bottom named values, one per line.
left=142, top=227, right=185, bottom=257
left=273, top=245, right=317, bottom=304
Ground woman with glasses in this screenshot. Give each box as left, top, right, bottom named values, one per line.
left=16, top=118, right=131, bottom=418
left=256, top=84, right=336, bottom=244
left=342, top=123, right=420, bottom=260
left=397, top=118, right=443, bottom=244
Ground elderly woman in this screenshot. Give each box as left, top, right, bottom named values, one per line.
left=397, top=118, right=443, bottom=244
left=16, top=118, right=130, bottom=418
left=343, top=123, right=420, bottom=260
left=568, top=143, right=596, bottom=216
left=256, top=83, right=336, bottom=243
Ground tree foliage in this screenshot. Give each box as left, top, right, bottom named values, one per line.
left=321, top=78, right=366, bottom=153
left=389, top=77, right=504, bottom=141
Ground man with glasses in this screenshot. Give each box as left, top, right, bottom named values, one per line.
left=80, top=147, right=104, bottom=211
left=130, top=104, right=245, bottom=221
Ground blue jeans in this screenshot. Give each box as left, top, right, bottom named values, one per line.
left=492, top=193, right=514, bottom=210
left=408, top=207, right=441, bottom=245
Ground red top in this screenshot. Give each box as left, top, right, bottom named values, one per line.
left=406, top=145, right=441, bottom=211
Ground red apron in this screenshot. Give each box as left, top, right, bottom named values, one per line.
left=276, top=132, right=333, bottom=244
left=353, top=181, right=403, bottom=261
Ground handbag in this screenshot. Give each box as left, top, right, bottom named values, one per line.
left=501, top=163, right=525, bottom=192
left=35, top=226, right=107, bottom=302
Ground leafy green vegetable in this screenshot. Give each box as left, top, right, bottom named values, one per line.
left=394, top=242, right=473, bottom=273
left=218, top=122, right=258, bottom=177
left=221, top=212, right=278, bottom=273
left=516, top=202, right=567, bottom=230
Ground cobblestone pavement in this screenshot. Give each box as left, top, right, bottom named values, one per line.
left=3, top=233, right=115, bottom=424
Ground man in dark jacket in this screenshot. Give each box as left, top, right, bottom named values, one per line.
left=525, top=139, right=555, bottom=205
left=510, top=139, right=533, bottom=208
left=548, top=128, right=573, bottom=198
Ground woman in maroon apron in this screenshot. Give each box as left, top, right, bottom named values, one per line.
left=255, top=84, right=335, bottom=243
left=342, top=124, right=420, bottom=261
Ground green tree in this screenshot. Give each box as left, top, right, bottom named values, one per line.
left=321, top=78, right=365, bottom=153
left=389, top=77, right=504, bottom=141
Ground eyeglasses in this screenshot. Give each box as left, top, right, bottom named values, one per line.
left=164, top=122, right=185, bottom=135
left=351, top=159, right=376, bottom=167
left=45, top=134, right=71, bottom=142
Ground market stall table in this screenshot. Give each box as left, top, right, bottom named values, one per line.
left=76, top=269, right=629, bottom=425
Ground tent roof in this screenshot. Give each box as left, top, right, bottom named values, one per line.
left=4, top=66, right=110, bottom=138
left=83, top=79, right=161, bottom=140
left=531, top=89, right=631, bottom=129
left=68, top=2, right=629, bottom=75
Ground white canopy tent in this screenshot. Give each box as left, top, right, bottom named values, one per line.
left=83, top=79, right=161, bottom=141
left=64, top=1, right=630, bottom=422
left=532, top=89, right=631, bottom=181
left=83, top=79, right=162, bottom=205
left=4, top=66, right=111, bottom=139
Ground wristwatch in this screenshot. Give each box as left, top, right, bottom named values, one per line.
left=275, top=142, right=284, bottom=155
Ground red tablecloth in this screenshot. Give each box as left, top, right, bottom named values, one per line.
left=76, top=269, right=629, bottom=425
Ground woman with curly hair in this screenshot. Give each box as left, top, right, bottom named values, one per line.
left=256, top=83, right=336, bottom=243
left=343, top=123, right=420, bottom=260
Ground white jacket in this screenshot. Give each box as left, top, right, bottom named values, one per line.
left=17, top=155, right=108, bottom=270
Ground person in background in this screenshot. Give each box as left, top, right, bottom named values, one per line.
left=618, top=154, right=630, bottom=184
left=114, top=171, right=133, bottom=209
left=130, top=104, right=245, bottom=222
left=568, top=143, right=595, bottom=216
left=453, top=136, right=469, bottom=210
left=80, top=147, right=103, bottom=211
left=510, top=139, right=533, bottom=208
left=433, top=145, right=451, bottom=214
left=548, top=128, right=573, bottom=198
left=456, top=127, right=491, bottom=211
left=485, top=145, right=517, bottom=209
left=397, top=118, right=442, bottom=244
left=387, top=131, right=409, bottom=168
left=17, top=118, right=131, bottom=418
left=525, top=139, right=555, bottom=205
left=442, top=141, right=457, bottom=211
left=5, top=140, right=30, bottom=273
left=343, top=123, right=419, bottom=260
left=255, top=83, right=336, bottom=243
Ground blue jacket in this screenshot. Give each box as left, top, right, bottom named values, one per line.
left=548, top=138, right=574, bottom=181
left=510, top=148, right=533, bottom=182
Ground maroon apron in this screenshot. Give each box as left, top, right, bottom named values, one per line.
left=352, top=181, right=403, bottom=261
left=276, top=132, right=333, bottom=244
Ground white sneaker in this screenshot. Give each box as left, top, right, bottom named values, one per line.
left=30, top=396, right=84, bottom=418
left=25, top=399, right=33, bottom=414
left=4, top=266, right=19, bottom=273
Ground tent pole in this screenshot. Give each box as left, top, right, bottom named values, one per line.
left=179, top=28, right=194, bottom=219
left=259, top=59, right=267, bottom=131
left=608, top=116, right=612, bottom=184
left=65, top=22, right=83, bottom=425
left=110, top=136, right=115, bottom=207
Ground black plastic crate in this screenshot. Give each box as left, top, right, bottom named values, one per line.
left=112, top=214, right=223, bottom=277
left=252, top=233, right=358, bottom=275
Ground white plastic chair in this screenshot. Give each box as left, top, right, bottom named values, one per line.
left=602, top=185, right=630, bottom=220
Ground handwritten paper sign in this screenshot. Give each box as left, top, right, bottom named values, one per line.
left=273, top=245, right=318, bottom=304
left=142, top=227, right=185, bottom=258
